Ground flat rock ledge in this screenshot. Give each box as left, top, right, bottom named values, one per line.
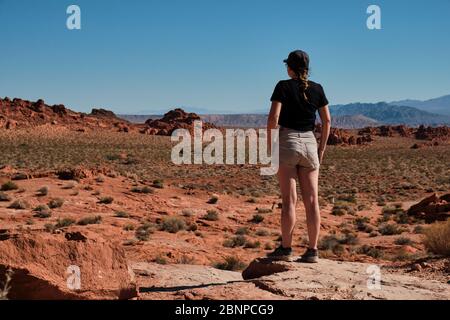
left=242, top=258, right=450, bottom=300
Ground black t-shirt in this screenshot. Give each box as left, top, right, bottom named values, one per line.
left=270, top=79, right=328, bottom=131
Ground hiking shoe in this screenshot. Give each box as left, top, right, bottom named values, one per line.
left=267, top=245, right=293, bottom=261
left=298, top=248, right=319, bottom=263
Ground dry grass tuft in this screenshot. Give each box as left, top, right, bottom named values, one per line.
left=423, top=220, right=450, bottom=256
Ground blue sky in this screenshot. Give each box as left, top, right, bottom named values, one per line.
left=1, top=0, right=449, bottom=114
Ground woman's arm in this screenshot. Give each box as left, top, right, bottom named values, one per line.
left=267, top=101, right=282, bottom=154
left=318, top=105, right=331, bottom=163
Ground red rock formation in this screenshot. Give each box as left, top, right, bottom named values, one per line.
left=407, top=193, right=450, bottom=222
left=144, top=108, right=217, bottom=136
left=322, top=127, right=371, bottom=146
left=0, top=97, right=132, bottom=132
left=0, top=230, right=137, bottom=299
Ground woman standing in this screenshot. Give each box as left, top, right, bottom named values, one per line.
left=267, top=50, right=331, bottom=263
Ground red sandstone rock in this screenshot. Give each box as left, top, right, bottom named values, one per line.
left=0, top=230, right=137, bottom=300
left=144, top=108, right=216, bottom=136
left=407, top=193, right=450, bottom=222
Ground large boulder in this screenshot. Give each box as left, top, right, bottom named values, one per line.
left=407, top=193, right=450, bottom=222
left=0, top=230, right=137, bottom=300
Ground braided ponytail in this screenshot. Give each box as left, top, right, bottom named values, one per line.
left=295, top=68, right=309, bottom=101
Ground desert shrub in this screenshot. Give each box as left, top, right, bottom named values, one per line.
left=246, top=198, right=257, bottom=203
left=235, top=227, right=249, bottom=235
left=207, top=195, right=219, bottom=204
left=378, top=223, right=404, bottom=235
left=318, top=233, right=357, bottom=254
left=186, top=222, right=198, bottom=232
left=48, top=198, right=64, bottom=209
left=181, top=209, right=194, bottom=217
left=202, top=210, right=219, bottom=221
left=77, top=215, right=102, bottom=226
left=135, top=223, right=155, bottom=241
left=36, top=186, right=49, bottom=196
left=339, top=232, right=359, bottom=245
left=354, top=217, right=374, bottom=233
left=44, top=223, right=55, bottom=233
left=154, top=255, right=167, bottom=265
left=33, top=204, right=51, bottom=218
left=223, top=235, right=247, bottom=248
left=394, top=212, right=411, bottom=224
left=387, top=248, right=421, bottom=262
left=106, top=154, right=121, bottom=161
left=152, top=179, right=164, bottom=189
left=332, top=202, right=356, bottom=216
left=250, top=214, right=264, bottom=223
left=8, top=199, right=28, bottom=210
left=0, top=192, right=11, bottom=202
left=131, top=186, right=153, bottom=194
left=98, top=196, right=114, bottom=204
left=123, top=224, right=135, bottom=231
left=1, top=181, right=18, bottom=191
left=337, top=194, right=357, bottom=203
left=382, top=205, right=404, bottom=215
left=257, top=208, right=272, bottom=214
left=55, top=218, right=75, bottom=229
left=423, top=220, right=450, bottom=256
left=394, top=237, right=414, bottom=245
left=114, top=211, right=129, bottom=218
left=256, top=229, right=270, bottom=237
left=160, top=216, right=187, bottom=233
left=95, top=176, right=105, bottom=183
left=319, top=235, right=345, bottom=255
left=244, top=240, right=261, bottom=249
left=357, top=245, right=383, bottom=258
left=214, top=256, right=246, bottom=271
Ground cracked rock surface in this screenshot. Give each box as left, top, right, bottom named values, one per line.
left=135, top=258, right=450, bottom=300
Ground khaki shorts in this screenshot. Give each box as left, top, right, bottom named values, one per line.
left=278, top=127, right=320, bottom=170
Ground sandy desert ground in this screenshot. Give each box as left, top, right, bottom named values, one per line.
left=0, top=123, right=449, bottom=300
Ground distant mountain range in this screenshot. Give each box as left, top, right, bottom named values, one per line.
left=119, top=95, right=450, bottom=129
left=389, top=94, right=450, bottom=116
left=329, top=102, right=450, bottom=126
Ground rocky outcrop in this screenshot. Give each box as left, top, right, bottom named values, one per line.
left=0, top=230, right=137, bottom=300
left=241, top=258, right=449, bottom=300
left=323, top=127, right=372, bottom=146
left=132, top=259, right=450, bottom=300
left=358, top=125, right=449, bottom=142
left=133, top=262, right=281, bottom=300
left=144, top=108, right=216, bottom=136
left=415, top=125, right=450, bottom=140
left=90, top=108, right=117, bottom=118
left=0, top=97, right=132, bottom=132
left=407, top=193, right=450, bottom=222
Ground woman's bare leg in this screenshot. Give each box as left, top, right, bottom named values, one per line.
left=277, top=165, right=298, bottom=248
left=297, top=167, right=321, bottom=249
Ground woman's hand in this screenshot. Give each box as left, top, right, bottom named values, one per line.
left=318, top=148, right=325, bottom=164
left=317, top=105, right=331, bottom=164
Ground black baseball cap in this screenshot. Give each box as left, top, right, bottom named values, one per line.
left=283, top=50, right=309, bottom=70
